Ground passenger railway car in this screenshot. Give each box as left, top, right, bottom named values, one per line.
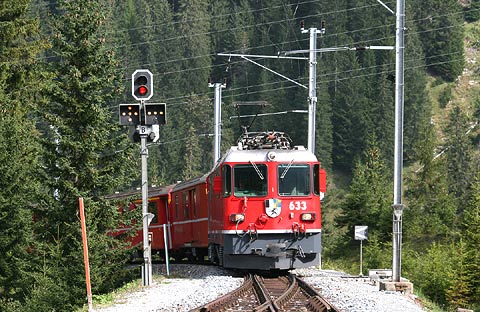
left=109, top=131, right=326, bottom=271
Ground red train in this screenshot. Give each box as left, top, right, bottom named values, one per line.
left=109, top=131, right=326, bottom=270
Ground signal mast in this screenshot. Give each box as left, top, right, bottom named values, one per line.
left=119, top=70, right=166, bottom=286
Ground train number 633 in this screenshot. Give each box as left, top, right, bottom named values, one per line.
left=289, top=201, right=307, bottom=210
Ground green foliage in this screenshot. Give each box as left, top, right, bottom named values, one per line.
left=177, top=0, right=211, bottom=94
left=403, top=6, right=431, bottom=161
left=0, top=0, right=49, bottom=308
left=409, top=242, right=454, bottom=305
left=29, top=0, right=137, bottom=309
left=362, top=234, right=391, bottom=275
left=438, top=84, right=454, bottom=108
left=415, top=0, right=465, bottom=81
left=0, top=0, right=476, bottom=310
left=404, top=123, right=457, bottom=239
left=463, top=174, right=480, bottom=305
left=334, top=138, right=392, bottom=248
left=445, top=105, right=476, bottom=206
left=464, top=0, right=480, bottom=22
left=445, top=239, right=471, bottom=308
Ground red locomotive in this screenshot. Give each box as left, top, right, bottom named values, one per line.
left=110, top=131, right=326, bottom=271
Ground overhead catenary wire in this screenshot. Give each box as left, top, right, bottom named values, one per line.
left=106, top=50, right=467, bottom=113
left=117, top=18, right=467, bottom=83
left=5, top=3, right=473, bottom=119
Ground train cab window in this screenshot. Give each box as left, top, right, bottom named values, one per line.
left=223, top=165, right=232, bottom=197
left=234, top=164, right=268, bottom=197
left=148, top=201, right=158, bottom=224
left=278, top=164, right=310, bottom=196
left=313, top=164, right=319, bottom=195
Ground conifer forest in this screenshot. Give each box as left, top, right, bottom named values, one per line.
left=1, top=0, right=479, bottom=310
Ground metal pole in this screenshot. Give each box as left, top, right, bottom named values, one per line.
left=163, top=224, right=170, bottom=276
left=360, top=240, right=363, bottom=277
left=307, top=28, right=318, bottom=154
left=392, top=0, right=405, bottom=283
left=140, top=134, right=151, bottom=286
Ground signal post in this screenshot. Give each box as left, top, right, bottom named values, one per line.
left=119, top=69, right=166, bottom=286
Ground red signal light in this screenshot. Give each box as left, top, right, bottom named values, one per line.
left=138, top=85, right=148, bottom=95
left=132, top=70, right=153, bottom=100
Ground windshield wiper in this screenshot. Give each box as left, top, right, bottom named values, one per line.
left=280, top=159, right=294, bottom=179
left=249, top=160, right=264, bottom=180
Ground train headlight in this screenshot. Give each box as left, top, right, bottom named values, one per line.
left=230, top=213, right=245, bottom=222
left=301, top=213, right=316, bottom=221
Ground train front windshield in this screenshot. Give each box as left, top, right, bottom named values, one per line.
left=278, top=164, right=310, bottom=196
left=234, top=164, right=268, bottom=197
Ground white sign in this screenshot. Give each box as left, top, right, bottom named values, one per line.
left=354, top=225, right=368, bottom=240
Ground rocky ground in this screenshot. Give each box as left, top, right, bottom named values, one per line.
left=92, top=264, right=425, bottom=312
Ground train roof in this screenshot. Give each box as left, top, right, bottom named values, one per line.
left=220, top=145, right=318, bottom=163
left=104, top=184, right=175, bottom=200
left=172, top=173, right=209, bottom=192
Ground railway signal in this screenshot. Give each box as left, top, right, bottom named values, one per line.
left=119, top=69, right=164, bottom=287
left=119, top=104, right=141, bottom=126
left=132, top=69, right=153, bottom=101
left=144, top=103, right=166, bottom=125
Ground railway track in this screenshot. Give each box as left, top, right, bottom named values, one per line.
left=190, top=273, right=341, bottom=312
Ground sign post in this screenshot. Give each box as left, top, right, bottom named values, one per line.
left=79, top=197, right=93, bottom=311
left=354, top=225, right=368, bottom=276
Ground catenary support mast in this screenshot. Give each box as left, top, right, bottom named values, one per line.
left=392, top=0, right=405, bottom=283
left=305, top=27, right=319, bottom=154
left=210, top=82, right=226, bottom=166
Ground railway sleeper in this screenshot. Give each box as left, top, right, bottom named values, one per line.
left=200, top=274, right=254, bottom=312
left=306, top=295, right=333, bottom=312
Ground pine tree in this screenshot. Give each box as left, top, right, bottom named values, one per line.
left=403, top=6, right=431, bottom=161
left=35, top=0, right=137, bottom=309
left=445, top=239, right=471, bottom=308
left=179, top=94, right=213, bottom=179
left=404, top=123, right=456, bottom=239
left=331, top=47, right=370, bottom=172
left=415, top=0, right=465, bottom=81
left=412, top=242, right=455, bottom=305
left=335, top=137, right=392, bottom=245
left=315, top=79, right=333, bottom=170
left=464, top=0, right=480, bottom=22
left=445, top=105, right=475, bottom=208
left=150, top=0, right=182, bottom=99
left=176, top=0, right=212, bottom=93
left=463, top=173, right=480, bottom=304
left=0, top=0, right=48, bottom=307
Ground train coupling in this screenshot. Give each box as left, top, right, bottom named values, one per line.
left=264, top=243, right=287, bottom=258
left=251, top=248, right=263, bottom=256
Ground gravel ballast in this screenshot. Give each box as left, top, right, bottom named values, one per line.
left=93, top=264, right=425, bottom=312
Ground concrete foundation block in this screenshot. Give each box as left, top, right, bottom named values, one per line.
left=379, top=280, right=414, bottom=294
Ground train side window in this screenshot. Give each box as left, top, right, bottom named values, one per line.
left=184, top=192, right=189, bottom=218
left=278, top=164, right=310, bottom=196
left=313, top=164, right=319, bottom=195
left=175, top=195, right=179, bottom=218
left=223, top=165, right=231, bottom=197
left=192, top=189, right=197, bottom=217
left=234, top=164, right=268, bottom=197
left=148, top=201, right=158, bottom=224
